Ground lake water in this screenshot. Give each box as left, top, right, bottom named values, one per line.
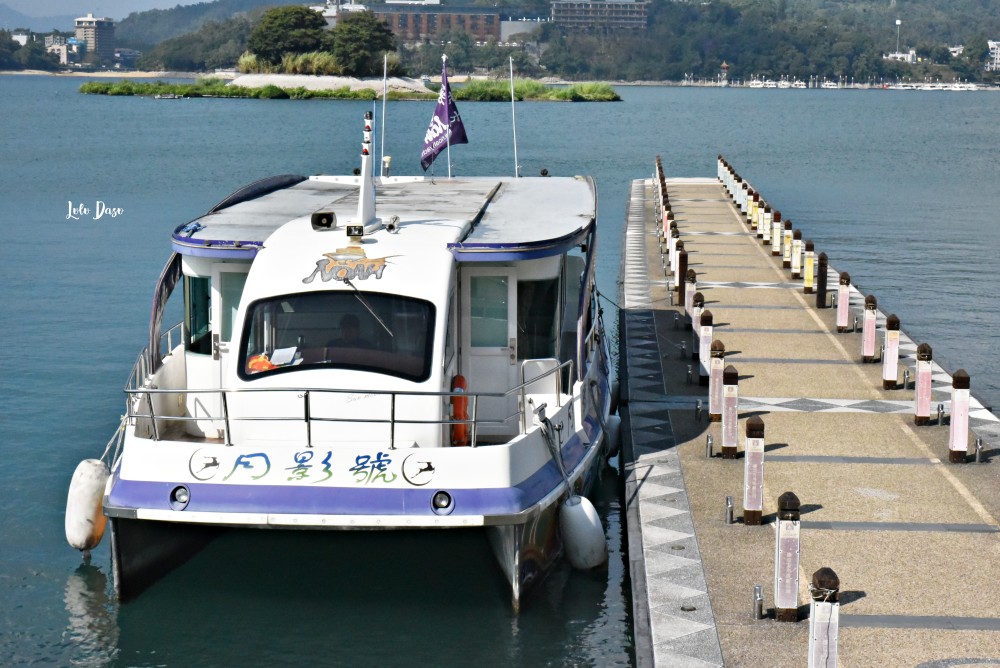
left=2, top=74, right=998, bottom=666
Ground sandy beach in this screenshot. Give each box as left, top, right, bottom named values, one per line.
left=229, top=73, right=435, bottom=94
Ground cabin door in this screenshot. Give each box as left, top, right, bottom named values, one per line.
left=211, top=265, right=249, bottom=393
left=461, top=268, right=518, bottom=438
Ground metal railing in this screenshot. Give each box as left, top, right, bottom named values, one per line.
left=126, top=358, right=575, bottom=449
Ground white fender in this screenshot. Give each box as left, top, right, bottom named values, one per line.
left=65, top=459, right=110, bottom=552
left=604, top=413, right=622, bottom=458
left=560, top=495, right=607, bottom=570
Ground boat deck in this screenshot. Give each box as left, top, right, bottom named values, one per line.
left=619, top=173, right=1000, bottom=666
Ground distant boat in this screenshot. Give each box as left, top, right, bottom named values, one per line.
left=821, top=81, right=839, bottom=89
left=154, top=93, right=182, bottom=99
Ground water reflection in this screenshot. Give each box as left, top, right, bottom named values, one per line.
left=63, top=563, right=118, bottom=666
left=96, top=462, right=630, bottom=667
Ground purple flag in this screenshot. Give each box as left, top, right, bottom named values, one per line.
left=420, top=60, right=468, bottom=171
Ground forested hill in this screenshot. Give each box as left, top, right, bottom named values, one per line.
left=116, top=0, right=279, bottom=49
left=726, top=0, right=1000, bottom=46
left=117, top=0, right=1000, bottom=80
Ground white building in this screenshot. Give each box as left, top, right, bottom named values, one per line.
left=883, top=49, right=917, bottom=64
left=988, top=40, right=1000, bottom=71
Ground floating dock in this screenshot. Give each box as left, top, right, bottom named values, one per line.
left=618, top=160, right=1000, bottom=666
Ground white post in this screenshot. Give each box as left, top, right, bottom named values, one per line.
left=882, top=315, right=900, bottom=389
left=808, top=567, right=841, bottom=668
left=774, top=492, right=801, bottom=622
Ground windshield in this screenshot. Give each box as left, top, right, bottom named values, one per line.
left=238, top=291, right=435, bottom=382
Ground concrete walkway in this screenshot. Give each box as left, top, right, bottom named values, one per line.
left=618, top=167, right=1000, bottom=666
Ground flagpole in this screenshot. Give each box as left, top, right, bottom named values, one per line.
left=380, top=53, right=387, bottom=175
left=444, top=54, right=452, bottom=179
left=510, top=56, right=518, bottom=178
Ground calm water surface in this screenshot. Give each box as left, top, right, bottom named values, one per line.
left=1, top=75, right=998, bottom=666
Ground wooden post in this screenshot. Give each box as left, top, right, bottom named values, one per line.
left=774, top=491, right=801, bottom=622
left=815, top=252, right=828, bottom=307
left=761, top=206, right=772, bottom=243
left=743, top=416, right=765, bottom=525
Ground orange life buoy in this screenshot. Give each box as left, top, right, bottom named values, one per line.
left=451, top=375, right=470, bottom=446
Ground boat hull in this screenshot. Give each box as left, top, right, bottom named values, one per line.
left=110, top=517, right=222, bottom=601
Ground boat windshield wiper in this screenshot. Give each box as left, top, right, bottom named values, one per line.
left=341, top=276, right=394, bottom=338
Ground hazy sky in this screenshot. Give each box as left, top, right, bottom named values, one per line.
left=6, top=1, right=189, bottom=20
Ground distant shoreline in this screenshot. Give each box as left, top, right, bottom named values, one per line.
left=0, top=69, right=202, bottom=78
left=6, top=69, right=995, bottom=91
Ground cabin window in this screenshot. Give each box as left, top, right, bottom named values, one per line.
left=219, top=271, right=247, bottom=343
left=238, top=291, right=435, bottom=382
left=184, top=276, right=212, bottom=355
left=470, top=276, right=509, bottom=347
left=517, top=278, right=559, bottom=360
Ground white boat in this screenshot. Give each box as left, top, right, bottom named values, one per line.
left=69, top=112, right=617, bottom=610
left=821, top=81, right=839, bottom=89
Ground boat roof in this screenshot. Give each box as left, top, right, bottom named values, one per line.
left=171, top=174, right=596, bottom=262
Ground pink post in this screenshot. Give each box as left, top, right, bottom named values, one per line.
left=722, top=365, right=739, bottom=458
left=699, top=310, right=714, bottom=385
left=948, top=370, right=971, bottom=463
left=743, top=416, right=765, bottom=525
left=771, top=210, right=782, bottom=256
left=684, top=269, right=697, bottom=320
left=782, top=220, right=793, bottom=268
left=836, top=272, right=851, bottom=333
left=882, top=315, right=900, bottom=389
left=709, top=340, right=725, bottom=422
left=861, top=295, right=877, bottom=362
left=914, top=343, right=933, bottom=425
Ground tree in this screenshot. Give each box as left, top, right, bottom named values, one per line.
left=247, top=6, right=328, bottom=65
left=0, top=30, right=18, bottom=69
left=13, top=40, right=59, bottom=71
left=137, top=16, right=253, bottom=71
left=329, top=12, right=396, bottom=77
